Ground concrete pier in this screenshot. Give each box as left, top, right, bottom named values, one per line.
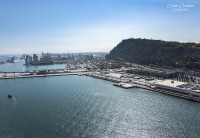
left=86, top=73, right=121, bottom=83
left=86, top=72, right=200, bottom=102
left=0, top=71, right=82, bottom=79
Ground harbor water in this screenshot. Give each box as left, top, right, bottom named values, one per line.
left=0, top=60, right=66, bottom=72
left=1, top=75, right=200, bottom=138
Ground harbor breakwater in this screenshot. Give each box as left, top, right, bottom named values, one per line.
left=0, top=70, right=82, bottom=79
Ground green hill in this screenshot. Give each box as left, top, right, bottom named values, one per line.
left=106, top=38, right=200, bottom=71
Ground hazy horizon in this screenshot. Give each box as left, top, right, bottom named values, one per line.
left=0, top=0, right=200, bottom=54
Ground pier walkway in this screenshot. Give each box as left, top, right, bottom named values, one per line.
left=0, top=70, right=84, bottom=79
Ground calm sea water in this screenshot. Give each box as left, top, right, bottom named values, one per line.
left=0, top=75, right=200, bottom=138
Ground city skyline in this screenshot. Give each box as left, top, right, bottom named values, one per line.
left=0, top=0, right=200, bottom=54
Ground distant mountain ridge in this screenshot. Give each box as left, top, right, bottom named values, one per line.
left=106, top=38, right=200, bottom=71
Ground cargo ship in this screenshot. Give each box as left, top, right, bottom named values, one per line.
left=29, top=61, right=54, bottom=65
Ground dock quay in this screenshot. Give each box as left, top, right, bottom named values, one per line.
left=86, top=73, right=121, bottom=83
left=86, top=72, right=200, bottom=102
left=113, top=83, right=137, bottom=89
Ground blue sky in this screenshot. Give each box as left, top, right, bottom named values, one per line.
left=0, top=0, right=199, bottom=54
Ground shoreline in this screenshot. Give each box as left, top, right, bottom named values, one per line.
left=1, top=71, right=200, bottom=102
left=85, top=72, right=200, bottom=102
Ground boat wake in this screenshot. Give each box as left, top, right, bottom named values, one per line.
left=12, top=97, right=17, bottom=101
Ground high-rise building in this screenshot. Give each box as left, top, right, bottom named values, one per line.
left=33, top=54, right=38, bottom=62
left=25, top=55, right=32, bottom=65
